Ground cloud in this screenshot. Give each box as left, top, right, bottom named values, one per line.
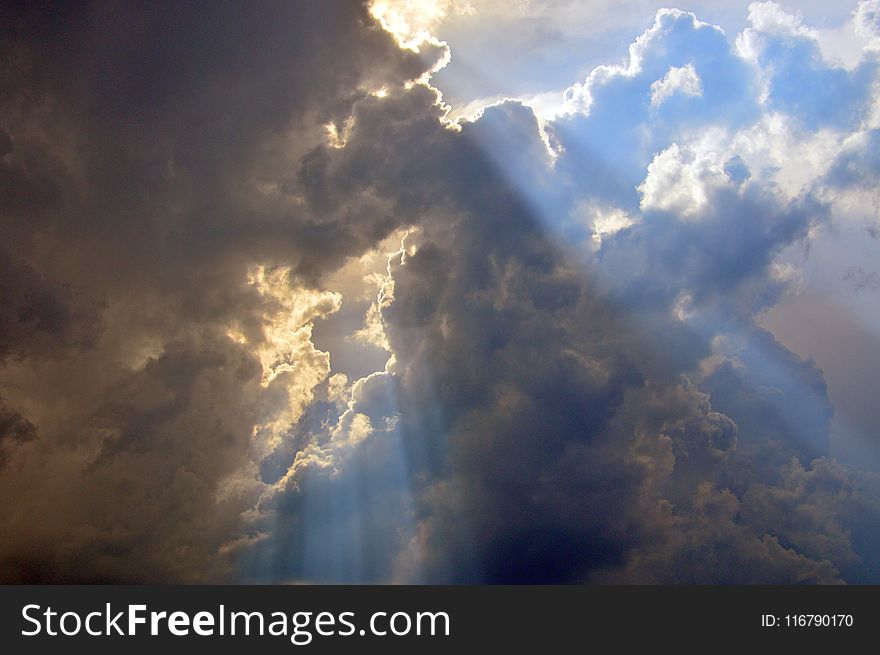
left=240, top=36, right=869, bottom=581
left=0, top=255, right=103, bottom=360
left=551, top=8, right=758, bottom=213
left=638, top=143, right=729, bottom=218
left=824, top=128, right=880, bottom=188
left=3, top=1, right=880, bottom=585
left=843, top=266, right=880, bottom=293
left=0, top=398, right=36, bottom=470
left=855, top=0, right=880, bottom=50
left=0, top=0, right=439, bottom=582
left=650, top=63, right=703, bottom=106
left=737, top=2, right=878, bottom=130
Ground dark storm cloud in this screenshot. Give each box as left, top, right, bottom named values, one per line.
left=0, top=0, right=429, bottom=290
left=1, top=332, right=263, bottom=583
left=381, top=189, right=855, bottom=582
left=0, top=398, right=36, bottom=470
left=242, top=60, right=880, bottom=583
left=236, top=0, right=880, bottom=583
left=4, top=0, right=880, bottom=585
left=0, top=254, right=103, bottom=359
left=245, top=3, right=878, bottom=583
left=0, top=0, right=437, bottom=582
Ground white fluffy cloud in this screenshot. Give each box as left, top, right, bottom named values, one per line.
left=638, top=144, right=731, bottom=218
left=650, top=63, right=703, bottom=106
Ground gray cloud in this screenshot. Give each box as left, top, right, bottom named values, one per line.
left=3, top=0, right=880, bottom=585
left=241, top=72, right=879, bottom=583
left=241, top=3, right=880, bottom=584
left=0, top=0, right=437, bottom=582
left=0, top=397, right=36, bottom=471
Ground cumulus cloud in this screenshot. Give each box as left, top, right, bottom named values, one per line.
left=737, top=1, right=878, bottom=130
left=638, top=144, right=730, bottom=218
left=3, top=0, right=880, bottom=585
left=650, top=63, right=703, bottom=106
left=0, top=0, right=437, bottom=582
left=235, top=0, right=879, bottom=580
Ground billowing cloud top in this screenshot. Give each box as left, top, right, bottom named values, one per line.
left=2, top=0, right=880, bottom=584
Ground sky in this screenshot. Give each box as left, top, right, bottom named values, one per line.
left=1, top=0, right=880, bottom=583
